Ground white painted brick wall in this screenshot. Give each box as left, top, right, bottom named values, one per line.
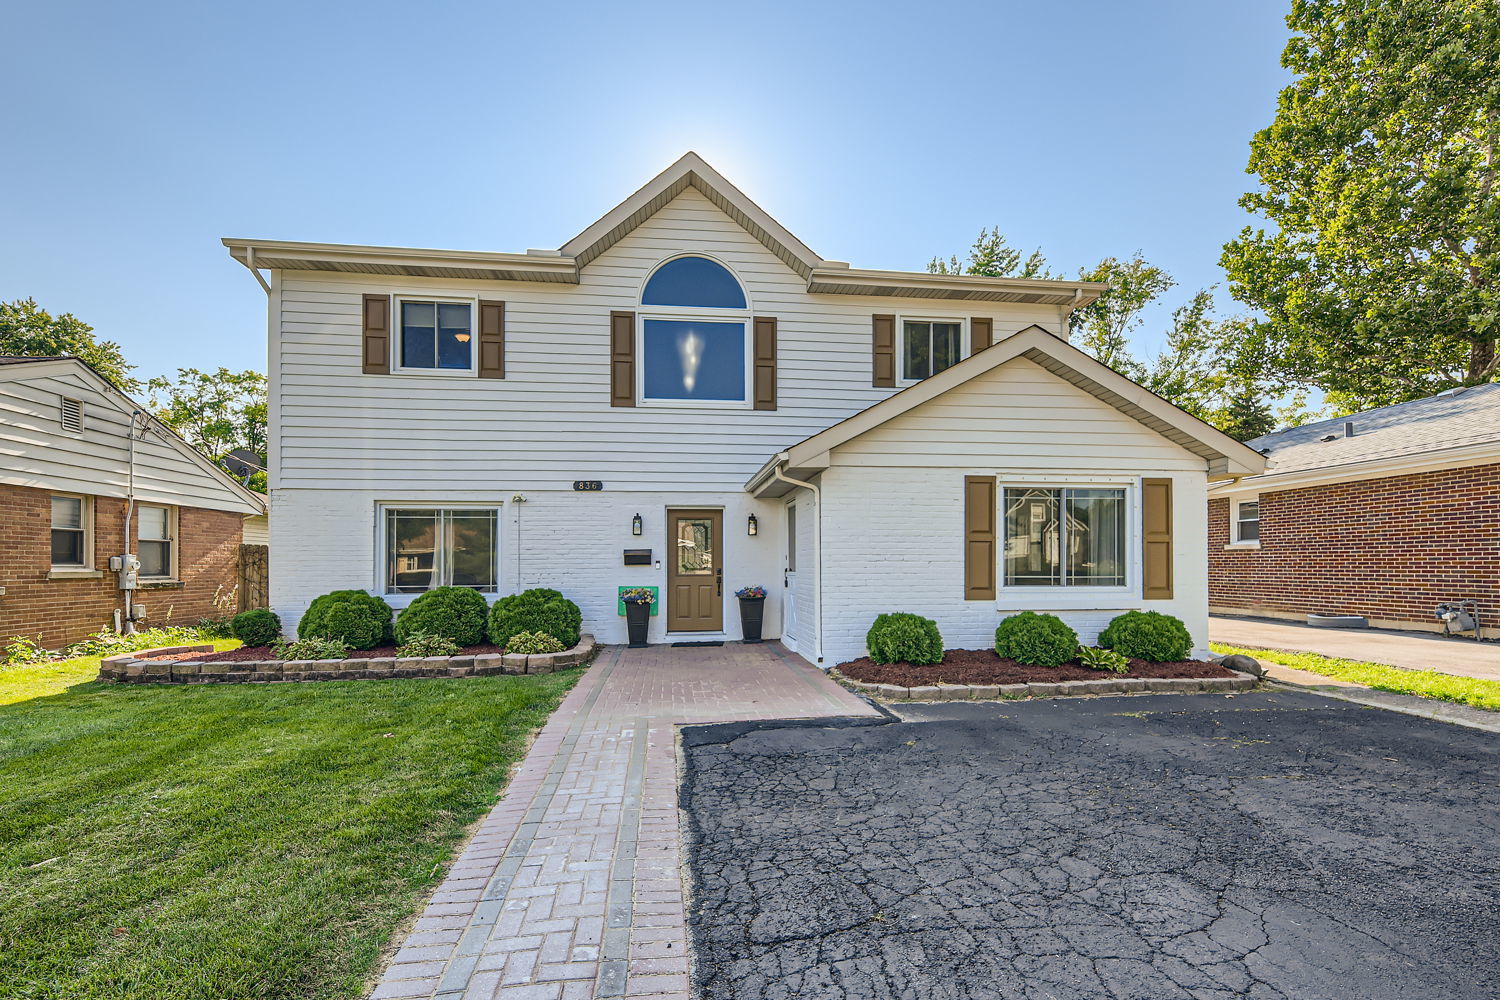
left=817, top=466, right=1210, bottom=666
left=271, top=487, right=787, bottom=645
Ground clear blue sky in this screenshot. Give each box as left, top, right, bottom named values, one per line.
left=1, top=0, right=1291, bottom=383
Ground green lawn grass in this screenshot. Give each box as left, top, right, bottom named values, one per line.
left=1212, top=642, right=1500, bottom=711
left=0, top=639, right=244, bottom=707
left=0, top=668, right=582, bottom=999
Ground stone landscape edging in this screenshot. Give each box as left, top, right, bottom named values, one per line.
left=829, top=666, right=1260, bottom=702
left=96, top=635, right=598, bottom=684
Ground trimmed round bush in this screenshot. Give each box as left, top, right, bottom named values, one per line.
left=394, top=586, right=489, bottom=646
left=298, top=589, right=393, bottom=650
left=507, top=631, right=565, bottom=655
left=231, top=608, right=282, bottom=647
left=488, top=588, right=582, bottom=650
left=865, top=613, right=943, bottom=665
left=994, top=611, right=1079, bottom=667
left=1098, top=610, right=1193, bottom=662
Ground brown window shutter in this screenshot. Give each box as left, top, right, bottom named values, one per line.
left=970, top=317, right=993, bottom=354
left=964, top=475, right=997, bottom=599
left=872, top=314, right=896, bottom=387
left=1142, top=478, right=1174, bottom=599
left=610, top=311, right=635, bottom=407
left=361, top=294, right=390, bottom=374
left=753, top=316, right=777, bottom=410
left=478, top=300, right=505, bottom=378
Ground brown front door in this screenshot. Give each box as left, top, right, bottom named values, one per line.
left=667, top=509, right=723, bottom=632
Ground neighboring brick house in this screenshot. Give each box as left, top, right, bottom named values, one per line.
left=0, top=357, right=267, bottom=649
left=1209, top=383, right=1500, bottom=638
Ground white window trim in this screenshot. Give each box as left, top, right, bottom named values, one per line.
left=636, top=307, right=754, bottom=409
left=375, top=502, right=503, bottom=605
left=1227, top=495, right=1262, bottom=549
left=995, top=477, right=1140, bottom=609
left=896, top=314, right=970, bottom=386
left=50, top=493, right=94, bottom=571
left=136, top=503, right=178, bottom=580
left=391, top=295, right=481, bottom=377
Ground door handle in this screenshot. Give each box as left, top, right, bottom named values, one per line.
left=716, top=568, right=723, bottom=597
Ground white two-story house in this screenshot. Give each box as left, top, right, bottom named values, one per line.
left=226, top=153, right=1263, bottom=665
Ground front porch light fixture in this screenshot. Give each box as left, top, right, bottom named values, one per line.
left=747, top=513, right=758, bottom=536
left=632, top=513, right=643, bottom=536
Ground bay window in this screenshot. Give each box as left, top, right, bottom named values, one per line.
left=1003, top=487, right=1126, bottom=587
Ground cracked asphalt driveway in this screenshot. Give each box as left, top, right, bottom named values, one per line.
left=680, top=691, right=1500, bottom=999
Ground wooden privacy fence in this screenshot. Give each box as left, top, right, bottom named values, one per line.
left=237, top=544, right=269, bottom=613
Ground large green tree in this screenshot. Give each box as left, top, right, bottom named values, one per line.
left=147, top=368, right=268, bottom=490
left=0, top=298, right=138, bottom=391
left=1221, top=0, right=1500, bottom=408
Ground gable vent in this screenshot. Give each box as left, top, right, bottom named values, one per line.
left=60, top=396, right=84, bottom=433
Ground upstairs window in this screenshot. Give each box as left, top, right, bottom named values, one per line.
left=399, top=300, right=473, bottom=372
left=639, top=256, right=750, bottom=405
left=902, top=320, right=964, bottom=381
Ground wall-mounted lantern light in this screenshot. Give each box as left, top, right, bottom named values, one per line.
left=632, top=513, right=643, bottom=536
left=747, top=513, right=759, bottom=536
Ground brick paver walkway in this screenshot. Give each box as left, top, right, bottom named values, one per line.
left=370, top=642, right=878, bottom=1000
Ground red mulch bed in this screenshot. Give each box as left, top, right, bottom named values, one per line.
left=139, top=643, right=507, bottom=663
left=837, top=647, right=1232, bottom=686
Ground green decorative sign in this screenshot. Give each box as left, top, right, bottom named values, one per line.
left=617, top=586, right=659, bottom=616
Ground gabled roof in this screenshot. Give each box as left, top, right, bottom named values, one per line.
left=0, top=356, right=267, bottom=514
left=1211, top=381, right=1500, bottom=494
left=225, top=153, right=1108, bottom=306
left=746, top=326, right=1267, bottom=496
left=560, top=152, right=823, bottom=278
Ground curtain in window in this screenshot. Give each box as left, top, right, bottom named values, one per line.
left=386, top=509, right=497, bottom=593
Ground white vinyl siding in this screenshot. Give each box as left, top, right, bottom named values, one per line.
left=269, top=187, right=1065, bottom=493
left=0, top=367, right=261, bottom=515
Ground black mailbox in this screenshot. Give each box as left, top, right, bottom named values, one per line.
left=623, top=549, right=652, bottom=566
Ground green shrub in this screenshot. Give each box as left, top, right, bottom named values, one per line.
left=865, top=613, right=944, bottom=665
left=488, top=588, right=582, bottom=650
left=394, top=586, right=489, bottom=646
left=507, top=631, right=565, bottom=655
left=196, top=615, right=236, bottom=639
left=994, top=612, right=1078, bottom=667
left=1076, top=645, right=1131, bottom=674
left=397, top=632, right=460, bottom=657
left=1099, top=611, right=1193, bottom=662
left=273, top=637, right=350, bottom=661
left=231, top=608, right=282, bottom=647
left=298, top=590, right=393, bottom=650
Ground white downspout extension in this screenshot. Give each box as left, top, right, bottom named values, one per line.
left=771, top=463, right=823, bottom=664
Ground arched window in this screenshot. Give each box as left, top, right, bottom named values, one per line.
left=641, top=256, right=747, bottom=308
left=639, top=256, right=750, bottom=404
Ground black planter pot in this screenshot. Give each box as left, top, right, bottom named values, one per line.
left=739, top=596, right=765, bottom=643
left=624, top=600, right=650, bottom=648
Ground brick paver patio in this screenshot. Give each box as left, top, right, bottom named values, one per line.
left=369, top=642, right=878, bottom=1000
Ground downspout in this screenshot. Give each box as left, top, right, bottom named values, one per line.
left=122, top=411, right=144, bottom=633
left=771, top=463, right=823, bottom=664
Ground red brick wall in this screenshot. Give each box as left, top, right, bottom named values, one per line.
left=1208, top=463, right=1500, bottom=634
left=0, top=483, right=243, bottom=649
